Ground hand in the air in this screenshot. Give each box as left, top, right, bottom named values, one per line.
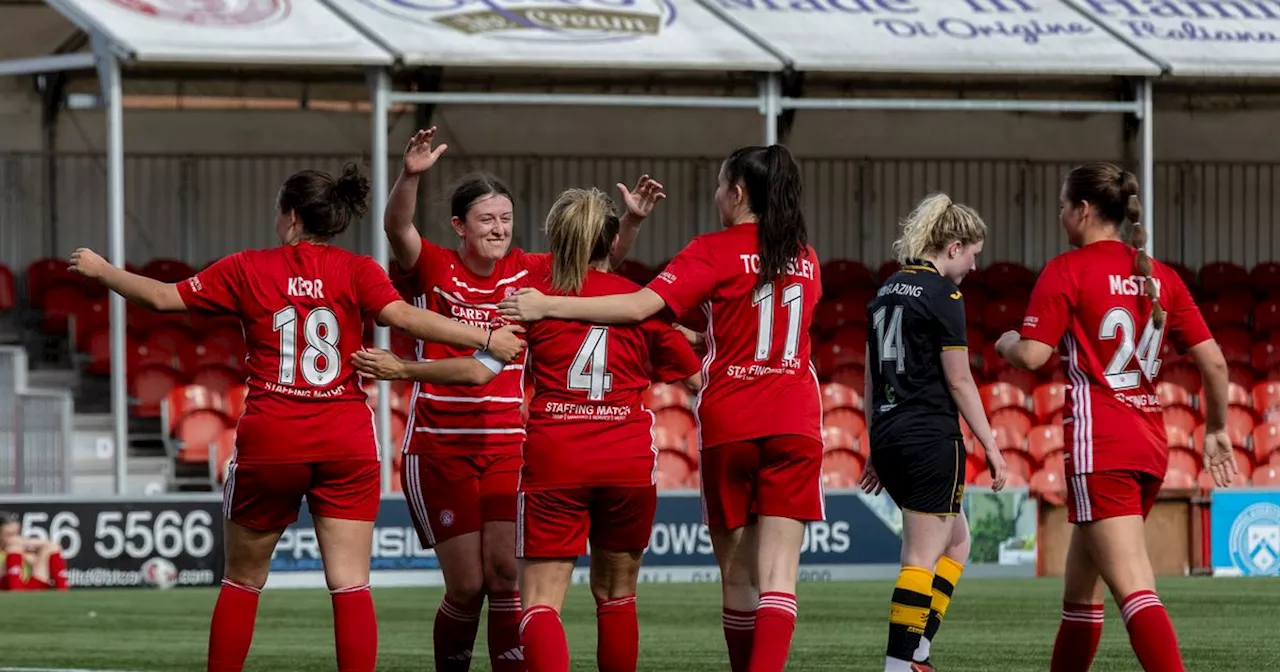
left=403, top=127, right=448, bottom=176
left=617, top=174, right=667, bottom=221
left=68, top=248, right=110, bottom=281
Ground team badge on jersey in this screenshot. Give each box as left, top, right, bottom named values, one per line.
left=439, top=509, right=455, bottom=528
left=1230, top=502, right=1280, bottom=576
left=108, top=0, right=289, bottom=26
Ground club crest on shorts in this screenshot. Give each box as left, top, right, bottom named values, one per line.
left=1229, top=502, right=1280, bottom=576
left=440, top=509, right=455, bottom=527
left=107, top=0, right=290, bottom=26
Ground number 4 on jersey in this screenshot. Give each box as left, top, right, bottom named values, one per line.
left=1099, top=307, right=1163, bottom=390
left=569, top=326, right=613, bottom=401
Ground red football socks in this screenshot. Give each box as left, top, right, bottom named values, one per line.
left=520, top=605, right=569, bottom=672
left=487, top=591, right=525, bottom=671
left=722, top=607, right=757, bottom=672
left=747, top=592, right=797, bottom=672
left=596, top=594, right=639, bottom=672
left=1121, top=590, right=1185, bottom=672
left=435, top=594, right=483, bottom=671
left=331, top=583, right=377, bottom=672
left=207, top=578, right=261, bottom=672
left=1050, top=601, right=1104, bottom=672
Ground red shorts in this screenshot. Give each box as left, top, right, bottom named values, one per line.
left=516, top=485, right=657, bottom=559
left=223, top=460, right=381, bottom=531
left=400, top=452, right=520, bottom=549
left=1067, top=470, right=1162, bottom=524
left=700, top=435, right=825, bottom=530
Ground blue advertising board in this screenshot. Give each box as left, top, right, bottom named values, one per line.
left=1211, top=489, right=1280, bottom=577
left=266, top=488, right=1035, bottom=588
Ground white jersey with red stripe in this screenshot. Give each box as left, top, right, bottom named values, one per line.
left=391, top=239, right=548, bottom=455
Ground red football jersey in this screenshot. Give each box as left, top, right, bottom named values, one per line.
left=1020, top=241, right=1212, bottom=477
left=392, top=239, right=545, bottom=455
left=522, top=269, right=701, bottom=490
left=176, top=242, right=402, bottom=464
left=647, top=223, right=823, bottom=449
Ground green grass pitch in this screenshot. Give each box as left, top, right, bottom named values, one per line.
left=0, top=577, right=1275, bottom=671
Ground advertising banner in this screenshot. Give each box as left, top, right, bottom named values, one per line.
left=0, top=496, right=223, bottom=588
left=1211, top=489, right=1280, bottom=577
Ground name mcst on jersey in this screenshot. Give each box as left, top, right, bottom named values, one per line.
left=876, top=282, right=924, bottom=298
left=737, top=254, right=816, bottom=280
left=1109, top=274, right=1161, bottom=297
left=287, top=277, right=325, bottom=299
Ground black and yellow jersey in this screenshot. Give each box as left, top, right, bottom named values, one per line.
left=865, top=259, right=967, bottom=447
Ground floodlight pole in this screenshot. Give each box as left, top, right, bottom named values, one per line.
left=94, top=40, right=128, bottom=496
left=369, top=68, right=393, bottom=493
left=763, top=73, right=780, bottom=146
left=1139, top=77, right=1155, bottom=256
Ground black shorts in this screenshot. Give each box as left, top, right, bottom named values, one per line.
left=870, top=438, right=965, bottom=516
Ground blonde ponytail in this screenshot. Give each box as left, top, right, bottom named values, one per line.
left=892, top=193, right=987, bottom=263
left=545, top=188, right=616, bottom=294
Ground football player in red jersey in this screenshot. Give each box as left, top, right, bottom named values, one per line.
left=69, top=164, right=526, bottom=672
left=995, top=162, right=1235, bottom=672
left=500, top=145, right=821, bottom=672
left=0, top=511, right=69, bottom=591
left=383, top=127, right=663, bottom=670
left=358, top=187, right=700, bottom=672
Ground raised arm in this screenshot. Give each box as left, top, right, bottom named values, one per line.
left=498, top=287, right=667, bottom=325
left=386, top=128, right=448, bottom=271
left=69, top=248, right=186, bottom=312
left=353, top=348, right=500, bottom=387
left=609, top=175, right=666, bottom=269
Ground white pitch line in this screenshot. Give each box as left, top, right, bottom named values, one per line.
left=1, top=668, right=140, bottom=672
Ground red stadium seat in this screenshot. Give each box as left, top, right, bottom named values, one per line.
left=656, top=449, right=696, bottom=490
left=1163, top=261, right=1197, bottom=293
left=1228, top=363, right=1257, bottom=392
left=655, top=408, right=697, bottom=446
left=964, top=294, right=987, bottom=328
left=992, top=424, right=1026, bottom=455
left=1251, top=262, right=1280, bottom=296
left=1027, top=424, right=1065, bottom=464
left=829, top=325, right=869, bottom=356
left=1031, top=383, right=1066, bottom=423
left=1252, top=423, right=1280, bottom=464
left=1215, top=326, right=1253, bottom=365
left=1001, top=450, right=1035, bottom=481
left=974, top=469, right=1027, bottom=489
left=1040, top=450, right=1066, bottom=477
left=979, top=342, right=1010, bottom=379
left=1159, top=362, right=1201, bottom=394
left=70, top=297, right=109, bottom=350
left=821, top=448, right=865, bottom=488
left=652, top=424, right=687, bottom=453
left=205, top=321, right=247, bottom=360
left=1165, top=405, right=1199, bottom=435
left=1233, top=448, right=1256, bottom=479
left=981, top=262, right=1037, bottom=292
left=980, top=382, right=1027, bottom=414
left=1253, top=341, right=1280, bottom=373
left=161, top=384, right=224, bottom=436
left=1156, top=381, right=1192, bottom=409
left=130, top=364, right=187, bottom=418
left=1193, top=422, right=1249, bottom=453
left=1166, top=424, right=1195, bottom=451
left=1255, top=298, right=1280, bottom=336
left=1252, top=466, right=1280, bottom=487
left=813, top=299, right=866, bottom=336
left=1253, top=382, right=1280, bottom=422
left=140, top=259, right=196, bottom=283
left=813, top=342, right=864, bottom=379
left=1197, top=469, right=1249, bottom=491
left=0, top=264, right=14, bottom=312
left=965, top=451, right=985, bottom=484
left=823, top=408, right=867, bottom=438
left=982, top=300, right=1025, bottom=336
left=213, top=428, right=236, bottom=484
left=990, top=407, right=1035, bottom=441
left=615, top=259, right=654, bottom=286
left=144, top=325, right=195, bottom=356
left=1167, top=446, right=1201, bottom=478
left=129, top=341, right=177, bottom=373
left=643, top=382, right=691, bottom=412
left=191, top=364, right=244, bottom=394
left=821, top=383, right=862, bottom=412
left=993, top=368, right=1038, bottom=396
left=1030, top=468, right=1067, bottom=505
left=25, top=258, right=79, bottom=308
left=821, top=425, right=858, bottom=453
left=175, top=411, right=231, bottom=463
left=1228, top=404, right=1259, bottom=436
left=83, top=327, right=112, bottom=376
left=828, top=365, right=865, bottom=393
left=821, top=260, right=876, bottom=295
left=39, top=283, right=88, bottom=335
left=1162, top=468, right=1197, bottom=490
left=225, top=385, right=248, bottom=419
left=183, top=341, right=239, bottom=374
left=877, top=260, right=901, bottom=282
left=1199, top=298, right=1252, bottom=331
left=1199, top=261, right=1249, bottom=298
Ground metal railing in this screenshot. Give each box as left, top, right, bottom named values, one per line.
left=0, top=347, right=73, bottom=494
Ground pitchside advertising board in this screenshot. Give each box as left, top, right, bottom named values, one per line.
left=268, top=488, right=1038, bottom=589
left=0, top=496, right=223, bottom=588
left=1211, top=489, right=1280, bottom=577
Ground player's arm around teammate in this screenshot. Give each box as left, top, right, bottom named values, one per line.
left=995, top=163, right=1234, bottom=672
left=861, top=194, right=1006, bottom=672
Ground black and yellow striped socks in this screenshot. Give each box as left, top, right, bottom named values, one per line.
left=885, top=566, right=933, bottom=670
left=915, top=556, right=965, bottom=662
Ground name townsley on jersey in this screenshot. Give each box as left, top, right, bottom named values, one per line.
left=737, top=254, right=817, bottom=279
